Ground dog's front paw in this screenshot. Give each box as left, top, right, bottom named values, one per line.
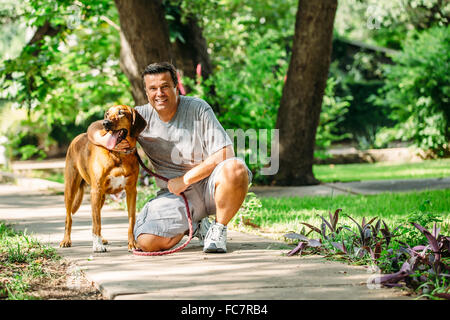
left=60, top=239, right=72, bottom=248
left=93, top=234, right=107, bottom=252
left=128, top=240, right=137, bottom=252
left=93, top=244, right=107, bottom=252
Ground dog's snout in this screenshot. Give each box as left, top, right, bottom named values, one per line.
left=103, top=119, right=113, bottom=130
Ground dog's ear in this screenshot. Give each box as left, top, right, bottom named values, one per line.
left=130, top=108, right=147, bottom=137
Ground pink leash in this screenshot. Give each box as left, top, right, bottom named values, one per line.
left=132, top=152, right=194, bottom=256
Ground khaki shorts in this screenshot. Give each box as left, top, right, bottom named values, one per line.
left=134, top=157, right=252, bottom=240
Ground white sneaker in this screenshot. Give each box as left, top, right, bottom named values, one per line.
left=203, top=222, right=227, bottom=253
left=193, top=217, right=212, bottom=246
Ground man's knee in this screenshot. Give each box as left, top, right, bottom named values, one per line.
left=137, top=233, right=182, bottom=252
left=218, top=159, right=249, bottom=187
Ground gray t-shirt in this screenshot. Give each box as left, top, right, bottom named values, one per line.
left=135, top=95, right=232, bottom=188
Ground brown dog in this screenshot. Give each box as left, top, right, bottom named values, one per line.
left=60, top=105, right=147, bottom=252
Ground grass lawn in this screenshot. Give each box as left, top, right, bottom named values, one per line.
left=27, top=170, right=64, bottom=184
left=313, top=158, right=450, bottom=182
left=236, top=189, right=450, bottom=238
left=0, top=222, right=103, bottom=300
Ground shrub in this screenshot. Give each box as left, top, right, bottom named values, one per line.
left=375, top=26, right=450, bottom=155
left=315, top=77, right=352, bottom=157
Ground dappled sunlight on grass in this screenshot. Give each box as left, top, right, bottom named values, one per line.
left=314, top=159, right=450, bottom=182
left=248, top=189, right=450, bottom=235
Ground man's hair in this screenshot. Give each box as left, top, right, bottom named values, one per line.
left=142, top=62, right=178, bottom=87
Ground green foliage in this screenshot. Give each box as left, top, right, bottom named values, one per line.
left=232, top=188, right=263, bottom=228
left=315, top=77, right=352, bottom=157
left=136, top=183, right=159, bottom=212
left=375, top=26, right=450, bottom=155
left=396, top=199, right=443, bottom=247
left=173, top=0, right=297, bottom=67
left=190, top=31, right=287, bottom=130
left=5, top=119, right=48, bottom=160
left=185, top=48, right=352, bottom=182
left=108, top=182, right=159, bottom=213
left=0, top=0, right=132, bottom=159
left=183, top=26, right=288, bottom=183
left=334, top=1, right=449, bottom=152
left=1, top=0, right=449, bottom=163
left=335, top=0, right=449, bottom=49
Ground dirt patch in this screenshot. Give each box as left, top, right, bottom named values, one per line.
left=30, top=259, right=106, bottom=300
left=1, top=257, right=106, bottom=300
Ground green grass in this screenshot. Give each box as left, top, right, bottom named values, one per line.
left=236, top=189, right=450, bottom=237
left=0, top=222, right=60, bottom=300
left=28, top=170, right=64, bottom=184
left=313, top=159, right=450, bottom=182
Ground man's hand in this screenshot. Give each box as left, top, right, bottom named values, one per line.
left=168, top=176, right=189, bottom=196
left=167, top=145, right=234, bottom=196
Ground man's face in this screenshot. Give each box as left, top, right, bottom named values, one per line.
left=144, top=72, right=179, bottom=115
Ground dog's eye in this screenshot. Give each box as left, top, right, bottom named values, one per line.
left=118, top=110, right=124, bottom=115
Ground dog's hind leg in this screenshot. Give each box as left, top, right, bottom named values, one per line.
left=70, top=180, right=86, bottom=215
left=60, top=166, right=83, bottom=248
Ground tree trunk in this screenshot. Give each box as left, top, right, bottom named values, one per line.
left=114, top=0, right=173, bottom=106
left=273, top=0, right=337, bottom=186
left=171, top=15, right=213, bottom=81
left=169, top=12, right=219, bottom=113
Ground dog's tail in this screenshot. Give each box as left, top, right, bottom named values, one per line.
left=70, top=180, right=86, bottom=215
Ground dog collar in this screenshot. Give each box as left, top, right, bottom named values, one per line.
left=111, top=147, right=136, bottom=155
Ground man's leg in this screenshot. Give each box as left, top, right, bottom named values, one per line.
left=214, top=159, right=249, bottom=225
left=133, top=192, right=190, bottom=252
left=136, top=159, right=250, bottom=253
left=137, top=233, right=184, bottom=252
left=202, top=159, right=249, bottom=253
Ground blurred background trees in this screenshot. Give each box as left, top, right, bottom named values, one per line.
left=0, top=0, right=448, bottom=184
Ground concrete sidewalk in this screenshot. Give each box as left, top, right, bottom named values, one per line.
left=0, top=182, right=427, bottom=300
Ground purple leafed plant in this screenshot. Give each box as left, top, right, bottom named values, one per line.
left=300, top=209, right=343, bottom=240
left=372, top=222, right=450, bottom=298
left=284, top=232, right=322, bottom=256
left=370, top=259, right=417, bottom=288
left=285, top=208, right=449, bottom=299
left=345, top=215, right=378, bottom=247
left=330, top=239, right=348, bottom=256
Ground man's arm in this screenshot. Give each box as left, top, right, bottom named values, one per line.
left=86, top=120, right=130, bottom=151
left=167, top=145, right=235, bottom=195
